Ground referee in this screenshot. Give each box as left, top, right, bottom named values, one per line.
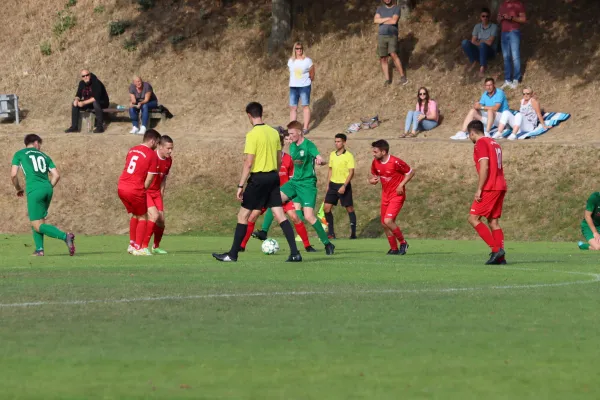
left=323, top=133, right=357, bottom=239
left=212, top=102, right=301, bottom=262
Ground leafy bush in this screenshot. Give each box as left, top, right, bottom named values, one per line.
left=137, top=0, right=155, bottom=11
left=65, top=0, right=77, bottom=7
left=53, top=11, right=76, bottom=36
left=40, top=42, right=52, bottom=56
left=123, top=38, right=137, bottom=52
left=109, top=20, right=130, bottom=37
left=94, top=5, right=105, bottom=14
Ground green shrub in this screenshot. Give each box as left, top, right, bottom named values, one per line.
left=123, top=38, right=137, bottom=52
left=65, top=0, right=77, bottom=7
left=53, top=11, right=76, bottom=36
left=109, top=20, right=130, bottom=37
left=93, top=5, right=105, bottom=13
left=169, top=34, right=185, bottom=45
left=137, top=0, right=155, bottom=11
left=40, top=42, right=52, bottom=56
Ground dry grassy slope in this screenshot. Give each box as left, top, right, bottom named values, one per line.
left=0, top=0, right=598, bottom=239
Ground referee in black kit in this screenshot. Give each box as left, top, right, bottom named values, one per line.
left=212, top=102, right=302, bottom=262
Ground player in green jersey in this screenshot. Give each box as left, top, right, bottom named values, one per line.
left=280, top=121, right=335, bottom=255
left=10, top=134, right=75, bottom=256
left=578, top=192, right=600, bottom=250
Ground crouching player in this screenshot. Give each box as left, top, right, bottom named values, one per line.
left=144, top=135, right=174, bottom=254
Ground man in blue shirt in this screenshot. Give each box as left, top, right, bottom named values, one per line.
left=451, top=78, right=510, bottom=140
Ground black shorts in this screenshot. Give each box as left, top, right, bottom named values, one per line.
left=242, top=171, right=282, bottom=210
left=324, top=182, right=353, bottom=207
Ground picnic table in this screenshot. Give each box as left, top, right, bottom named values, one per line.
left=0, top=94, right=20, bottom=124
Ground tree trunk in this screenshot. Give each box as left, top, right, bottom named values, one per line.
left=398, top=0, right=412, bottom=21
left=268, top=0, right=292, bottom=54
left=490, top=0, right=501, bottom=15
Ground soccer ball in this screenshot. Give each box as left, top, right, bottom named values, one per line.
left=261, top=238, right=280, bottom=255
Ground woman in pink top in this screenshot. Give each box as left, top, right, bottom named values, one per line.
left=401, top=87, right=439, bottom=138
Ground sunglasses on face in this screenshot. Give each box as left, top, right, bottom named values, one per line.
left=81, top=74, right=90, bottom=77
left=481, top=15, right=489, bottom=18
left=295, top=48, right=303, bottom=50
left=419, top=92, right=427, bottom=95
left=523, top=92, right=532, bottom=95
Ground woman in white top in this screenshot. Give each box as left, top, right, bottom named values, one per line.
left=288, top=42, right=315, bottom=134
left=496, top=86, right=550, bottom=140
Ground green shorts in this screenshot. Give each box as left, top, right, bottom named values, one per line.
left=581, top=220, right=598, bottom=241
left=281, top=179, right=317, bottom=209
left=27, top=186, right=53, bottom=221
left=377, top=35, right=398, bottom=57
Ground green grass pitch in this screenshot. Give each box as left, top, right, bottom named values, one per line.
left=1, top=234, right=599, bottom=399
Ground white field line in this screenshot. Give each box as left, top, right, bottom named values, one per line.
left=1, top=269, right=599, bottom=309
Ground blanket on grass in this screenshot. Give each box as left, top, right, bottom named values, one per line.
left=488, top=111, right=570, bottom=140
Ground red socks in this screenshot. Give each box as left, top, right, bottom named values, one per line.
left=134, top=220, right=147, bottom=250
left=154, top=225, right=165, bottom=248
left=129, top=217, right=138, bottom=245
left=241, top=222, right=255, bottom=249
left=475, top=223, right=499, bottom=252
left=142, top=221, right=155, bottom=249
left=392, top=227, right=406, bottom=244
left=294, top=223, right=311, bottom=247
left=492, top=229, right=504, bottom=250
left=387, top=235, right=398, bottom=250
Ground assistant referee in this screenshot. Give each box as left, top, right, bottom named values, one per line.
left=212, top=102, right=301, bottom=262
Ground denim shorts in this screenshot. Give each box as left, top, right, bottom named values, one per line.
left=289, top=85, right=311, bottom=106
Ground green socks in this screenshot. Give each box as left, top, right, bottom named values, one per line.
left=32, top=227, right=44, bottom=251
left=39, top=224, right=67, bottom=241
left=296, top=209, right=305, bottom=222
left=261, top=208, right=274, bottom=233
left=312, top=221, right=330, bottom=245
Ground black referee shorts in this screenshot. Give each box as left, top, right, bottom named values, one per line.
left=241, top=171, right=282, bottom=210
left=324, top=182, right=353, bottom=207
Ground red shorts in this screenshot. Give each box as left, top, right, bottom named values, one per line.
left=118, top=188, right=146, bottom=216
left=260, top=202, right=295, bottom=215
left=470, top=190, right=506, bottom=219
left=147, top=191, right=164, bottom=212
left=380, top=196, right=405, bottom=223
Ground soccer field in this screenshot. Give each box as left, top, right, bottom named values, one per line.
left=1, top=235, right=599, bottom=399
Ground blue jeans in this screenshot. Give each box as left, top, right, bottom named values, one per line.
left=501, top=30, right=521, bottom=82
left=129, top=100, right=158, bottom=128
left=404, top=111, right=439, bottom=132
left=461, top=40, right=495, bottom=67
left=289, top=86, right=311, bottom=106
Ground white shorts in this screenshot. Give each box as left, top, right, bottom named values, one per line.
left=481, top=111, right=505, bottom=129
left=500, top=112, right=538, bottom=133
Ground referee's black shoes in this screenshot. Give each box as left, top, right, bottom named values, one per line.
left=286, top=253, right=303, bottom=262
left=212, top=252, right=237, bottom=262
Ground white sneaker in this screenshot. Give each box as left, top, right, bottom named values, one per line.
left=492, top=131, right=504, bottom=139
left=507, top=133, right=517, bottom=140
left=500, top=80, right=512, bottom=89
left=127, top=244, right=135, bottom=254
left=450, top=131, right=468, bottom=140
left=132, top=248, right=153, bottom=256
left=138, top=126, right=147, bottom=135
left=129, top=126, right=139, bottom=134
left=510, top=80, right=519, bottom=89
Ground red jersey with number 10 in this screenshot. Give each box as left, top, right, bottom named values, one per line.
left=279, top=152, right=294, bottom=186
left=118, top=144, right=159, bottom=192
left=473, top=137, right=507, bottom=191
left=148, top=153, right=172, bottom=193
left=371, top=155, right=412, bottom=199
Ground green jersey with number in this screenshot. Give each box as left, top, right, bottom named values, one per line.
left=584, top=192, right=600, bottom=226
left=290, top=138, right=320, bottom=182
left=11, top=148, right=56, bottom=193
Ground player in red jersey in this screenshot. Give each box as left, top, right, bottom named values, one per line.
left=369, top=139, right=415, bottom=255
left=117, top=129, right=161, bottom=256
left=241, top=129, right=316, bottom=252
left=467, top=120, right=507, bottom=265
left=143, top=135, right=174, bottom=254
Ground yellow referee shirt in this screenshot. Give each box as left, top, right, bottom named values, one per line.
left=329, top=150, right=355, bottom=184
left=244, top=124, right=282, bottom=173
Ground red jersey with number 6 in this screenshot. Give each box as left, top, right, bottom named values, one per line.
left=118, top=144, right=159, bottom=192
left=473, top=137, right=507, bottom=191
left=148, top=153, right=172, bottom=193
left=279, top=152, right=294, bottom=186
left=370, top=155, right=412, bottom=200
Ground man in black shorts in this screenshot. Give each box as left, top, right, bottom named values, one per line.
left=212, top=102, right=301, bottom=262
left=323, top=133, right=357, bottom=239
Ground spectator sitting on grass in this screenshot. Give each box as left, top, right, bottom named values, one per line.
left=493, top=86, right=550, bottom=140
left=374, top=0, right=407, bottom=86
left=129, top=76, right=159, bottom=135
left=64, top=69, right=109, bottom=134
left=461, top=8, right=499, bottom=78
left=401, top=87, right=439, bottom=138
left=451, top=77, right=510, bottom=140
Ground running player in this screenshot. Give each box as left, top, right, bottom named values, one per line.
left=466, top=120, right=507, bottom=265
left=324, top=133, right=357, bottom=239
left=10, top=134, right=76, bottom=256
left=245, top=130, right=315, bottom=252
left=117, top=129, right=161, bottom=256
left=144, top=135, right=174, bottom=254
left=577, top=193, right=600, bottom=250
left=280, top=121, right=335, bottom=255
left=369, top=139, right=414, bottom=255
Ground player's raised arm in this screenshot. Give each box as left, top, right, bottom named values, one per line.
left=10, top=165, right=24, bottom=196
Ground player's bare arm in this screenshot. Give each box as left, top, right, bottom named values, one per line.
left=277, top=150, right=282, bottom=171
left=339, top=169, right=355, bottom=195
left=10, top=165, right=24, bottom=197
left=160, top=176, right=168, bottom=198
left=584, top=211, right=600, bottom=242
left=326, top=167, right=332, bottom=192
left=315, top=155, right=325, bottom=166
left=144, top=173, right=155, bottom=190
left=396, top=169, right=415, bottom=196
left=237, top=153, right=255, bottom=201
left=368, top=175, right=380, bottom=185
left=48, top=168, right=60, bottom=187
left=475, top=158, right=489, bottom=202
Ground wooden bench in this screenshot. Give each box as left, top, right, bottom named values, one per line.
left=78, top=106, right=167, bottom=133
left=0, top=94, right=20, bottom=124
